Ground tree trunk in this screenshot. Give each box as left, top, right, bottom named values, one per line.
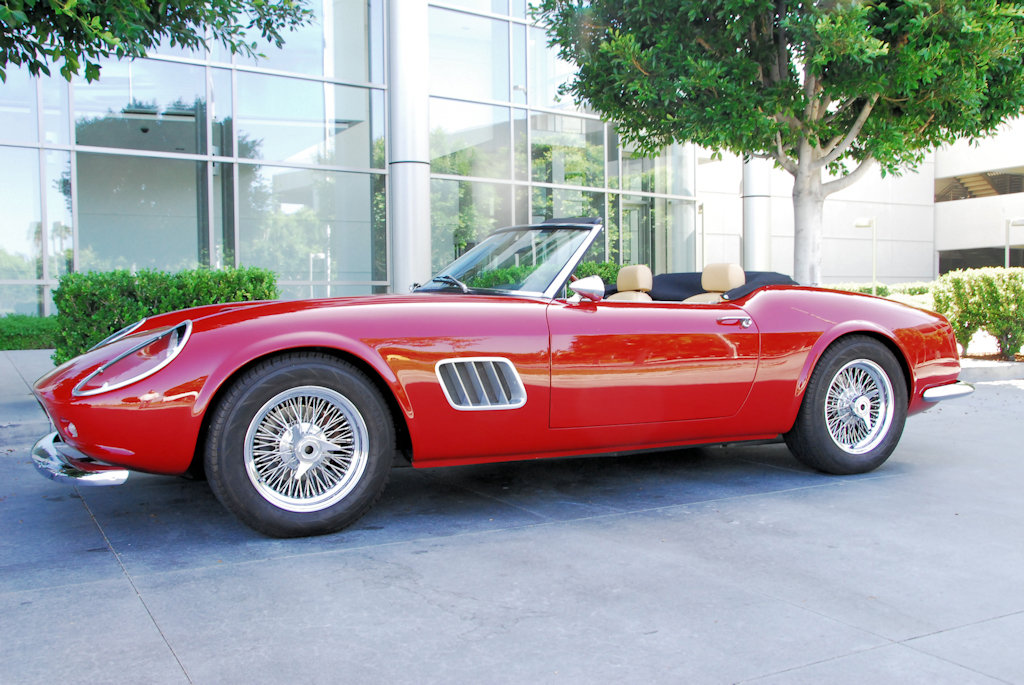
left=792, top=166, right=825, bottom=285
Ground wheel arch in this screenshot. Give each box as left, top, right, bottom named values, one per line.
left=788, top=328, right=913, bottom=431
left=188, top=346, right=412, bottom=478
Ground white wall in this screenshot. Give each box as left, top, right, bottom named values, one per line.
left=696, top=149, right=936, bottom=283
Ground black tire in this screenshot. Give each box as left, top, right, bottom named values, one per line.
left=784, top=336, right=907, bottom=475
left=205, top=352, right=394, bottom=537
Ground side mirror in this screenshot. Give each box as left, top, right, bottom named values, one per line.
left=569, top=275, right=605, bottom=302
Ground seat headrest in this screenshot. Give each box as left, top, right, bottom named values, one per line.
left=616, top=264, right=653, bottom=293
left=701, top=263, right=745, bottom=293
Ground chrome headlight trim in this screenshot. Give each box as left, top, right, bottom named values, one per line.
left=88, top=319, right=147, bottom=351
left=72, top=320, right=192, bottom=397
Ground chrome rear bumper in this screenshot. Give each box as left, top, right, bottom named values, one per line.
left=31, top=431, right=130, bottom=486
left=922, top=381, right=975, bottom=403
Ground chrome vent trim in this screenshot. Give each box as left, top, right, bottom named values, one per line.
left=435, top=357, right=527, bottom=411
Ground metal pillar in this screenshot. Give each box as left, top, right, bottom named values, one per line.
left=741, top=157, right=773, bottom=271
left=388, top=0, right=432, bottom=293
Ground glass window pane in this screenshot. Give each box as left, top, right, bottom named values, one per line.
left=531, top=187, right=603, bottom=224
left=528, top=26, right=581, bottom=111
left=76, top=153, right=202, bottom=271
left=513, top=108, right=528, bottom=180
left=617, top=195, right=695, bottom=273
left=430, top=179, right=514, bottom=272
left=328, top=0, right=385, bottom=83
left=0, top=285, right=46, bottom=316
left=235, top=2, right=325, bottom=76
left=0, top=69, right=38, bottom=143
left=441, top=0, right=508, bottom=15
left=621, top=143, right=697, bottom=196
left=74, top=61, right=207, bottom=154
left=0, top=147, right=42, bottom=280
left=238, top=165, right=386, bottom=291
left=211, top=68, right=233, bottom=157
left=45, top=151, right=73, bottom=277
left=236, top=73, right=381, bottom=167
left=430, top=9, right=509, bottom=102
left=430, top=99, right=511, bottom=179
left=512, top=23, right=527, bottom=105
left=41, top=76, right=70, bottom=145
left=531, top=113, right=605, bottom=188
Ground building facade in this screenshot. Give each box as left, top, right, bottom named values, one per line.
left=1, top=0, right=1020, bottom=316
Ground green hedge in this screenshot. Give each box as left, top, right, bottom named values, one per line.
left=52, top=267, right=279, bottom=364
left=574, top=261, right=623, bottom=284
left=0, top=314, right=59, bottom=350
left=932, top=267, right=1024, bottom=360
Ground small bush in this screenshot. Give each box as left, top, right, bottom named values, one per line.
left=575, top=261, right=623, bottom=285
left=828, top=282, right=891, bottom=297
left=889, top=281, right=933, bottom=296
left=53, top=267, right=278, bottom=364
left=932, top=268, right=1024, bottom=360
left=0, top=314, right=59, bottom=350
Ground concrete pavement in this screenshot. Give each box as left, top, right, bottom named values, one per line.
left=2, top=348, right=1023, bottom=684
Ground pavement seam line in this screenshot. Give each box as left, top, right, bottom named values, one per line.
left=76, top=487, right=195, bottom=684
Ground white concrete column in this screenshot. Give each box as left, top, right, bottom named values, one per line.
left=742, top=157, right=773, bottom=271
left=388, top=0, right=432, bottom=292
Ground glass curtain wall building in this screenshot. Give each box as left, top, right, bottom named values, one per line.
left=0, top=0, right=698, bottom=316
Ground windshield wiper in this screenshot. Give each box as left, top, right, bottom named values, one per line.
left=429, top=274, right=470, bottom=293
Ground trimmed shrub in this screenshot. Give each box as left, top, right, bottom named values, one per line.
left=0, top=315, right=59, bottom=350
left=889, top=281, right=933, bottom=296
left=52, top=267, right=278, bottom=364
left=932, top=268, right=1024, bottom=360
left=828, top=282, right=891, bottom=297
left=574, top=261, right=623, bottom=285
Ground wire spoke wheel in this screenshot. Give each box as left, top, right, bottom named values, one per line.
left=823, top=359, right=895, bottom=454
left=244, top=386, right=369, bottom=512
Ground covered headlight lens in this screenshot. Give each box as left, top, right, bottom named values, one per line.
left=73, top=321, right=192, bottom=397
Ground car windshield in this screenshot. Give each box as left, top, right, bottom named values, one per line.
left=416, top=223, right=599, bottom=297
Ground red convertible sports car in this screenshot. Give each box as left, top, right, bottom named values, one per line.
left=32, top=219, right=973, bottom=537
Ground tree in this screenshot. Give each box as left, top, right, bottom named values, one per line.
left=535, top=0, right=1024, bottom=284
left=0, top=0, right=311, bottom=82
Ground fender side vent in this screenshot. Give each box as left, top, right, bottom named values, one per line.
left=435, top=358, right=527, bottom=411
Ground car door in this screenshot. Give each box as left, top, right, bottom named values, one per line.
left=546, top=299, right=760, bottom=428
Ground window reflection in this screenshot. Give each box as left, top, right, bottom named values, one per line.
left=615, top=195, right=695, bottom=274
left=430, top=99, right=512, bottom=179
left=531, top=113, right=604, bottom=188
left=0, top=147, right=42, bottom=280
left=0, top=69, right=38, bottom=143
left=234, top=0, right=384, bottom=84
left=528, top=26, right=581, bottom=111
left=238, top=164, right=386, bottom=291
left=41, top=76, right=70, bottom=146
left=73, top=61, right=207, bottom=154
left=430, top=8, right=509, bottom=102
left=430, top=179, right=514, bottom=271
left=76, top=153, right=202, bottom=272
left=237, top=73, right=382, bottom=168
left=46, top=151, right=73, bottom=277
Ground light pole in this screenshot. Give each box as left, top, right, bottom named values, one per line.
left=1004, top=217, right=1024, bottom=268
left=854, top=217, right=877, bottom=295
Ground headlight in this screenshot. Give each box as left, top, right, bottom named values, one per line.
left=89, top=319, right=146, bottom=351
left=73, top=321, right=192, bottom=397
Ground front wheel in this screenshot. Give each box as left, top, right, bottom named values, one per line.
left=205, top=353, right=394, bottom=537
left=785, top=336, right=907, bottom=475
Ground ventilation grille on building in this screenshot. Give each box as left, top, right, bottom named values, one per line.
left=435, top=358, right=527, bottom=411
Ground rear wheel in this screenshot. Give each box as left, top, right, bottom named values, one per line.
left=206, top=352, right=394, bottom=537
left=785, top=336, right=907, bottom=475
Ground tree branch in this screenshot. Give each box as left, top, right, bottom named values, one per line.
left=816, top=94, right=879, bottom=169
left=821, top=156, right=877, bottom=196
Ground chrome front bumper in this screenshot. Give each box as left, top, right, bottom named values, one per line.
left=31, top=431, right=130, bottom=486
left=922, top=381, right=975, bottom=403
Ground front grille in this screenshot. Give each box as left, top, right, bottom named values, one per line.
left=435, top=358, right=527, bottom=411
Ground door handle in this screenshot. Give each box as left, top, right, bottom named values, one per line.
left=717, top=316, right=752, bottom=329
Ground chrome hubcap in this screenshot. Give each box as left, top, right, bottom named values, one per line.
left=244, top=386, right=368, bottom=512
left=824, top=359, right=894, bottom=454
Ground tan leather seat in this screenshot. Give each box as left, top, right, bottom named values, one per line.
left=606, top=264, right=653, bottom=302
left=682, top=263, right=745, bottom=303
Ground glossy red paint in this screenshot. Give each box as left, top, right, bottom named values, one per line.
left=33, top=282, right=963, bottom=476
